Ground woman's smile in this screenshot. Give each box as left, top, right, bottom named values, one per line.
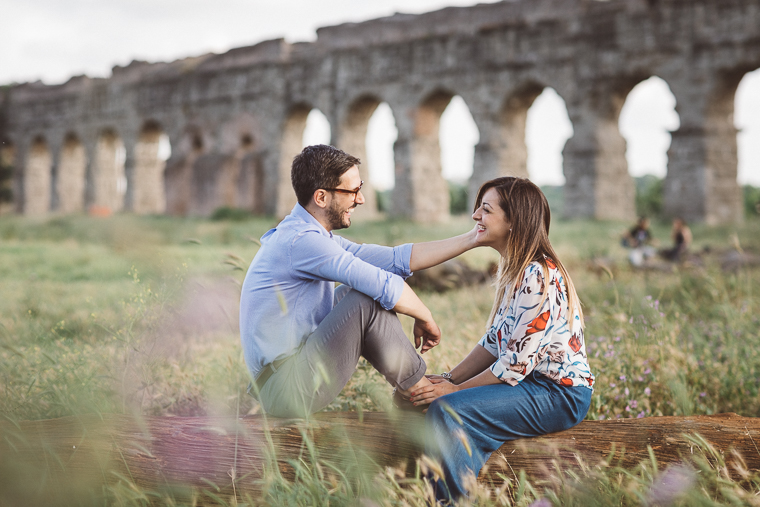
left=472, top=187, right=510, bottom=250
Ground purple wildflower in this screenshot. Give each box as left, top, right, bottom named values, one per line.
left=645, top=387, right=651, bottom=396
left=647, top=464, right=696, bottom=506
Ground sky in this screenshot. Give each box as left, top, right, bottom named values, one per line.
left=2, top=0, right=759, bottom=187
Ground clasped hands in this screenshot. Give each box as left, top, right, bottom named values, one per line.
left=409, top=375, right=460, bottom=410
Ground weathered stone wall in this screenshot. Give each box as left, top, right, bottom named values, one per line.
left=1, top=0, right=759, bottom=223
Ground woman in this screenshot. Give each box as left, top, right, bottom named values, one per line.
left=660, top=217, right=691, bottom=262
left=409, top=177, right=595, bottom=502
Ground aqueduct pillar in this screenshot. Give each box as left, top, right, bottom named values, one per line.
left=563, top=87, right=635, bottom=221
left=390, top=93, right=451, bottom=223
left=665, top=74, right=743, bottom=225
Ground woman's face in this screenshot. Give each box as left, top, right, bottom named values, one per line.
left=472, top=187, right=511, bottom=252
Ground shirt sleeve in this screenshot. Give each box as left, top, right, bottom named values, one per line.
left=289, top=230, right=405, bottom=310
left=333, top=235, right=413, bottom=278
left=489, top=265, right=553, bottom=385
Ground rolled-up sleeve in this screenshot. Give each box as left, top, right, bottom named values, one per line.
left=477, top=329, right=499, bottom=357
left=291, top=231, right=406, bottom=310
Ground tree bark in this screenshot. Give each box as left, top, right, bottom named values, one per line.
left=1, top=412, right=758, bottom=505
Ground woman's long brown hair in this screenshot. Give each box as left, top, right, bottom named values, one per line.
left=475, top=177, right=584, bottom=330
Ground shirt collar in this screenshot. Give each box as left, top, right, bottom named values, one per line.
left=291, top=203, right=333, bottom=238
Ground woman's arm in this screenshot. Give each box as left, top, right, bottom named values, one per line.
left=410, top=368, right=501, bottom=406
left=409, top=227, right=479, bottom=271
left=430, top=344, right=495, bottom=384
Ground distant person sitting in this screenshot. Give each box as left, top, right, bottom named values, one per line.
left=660, top=217, right=692, bottom=262
left=622, top=216, right=656, bottom=266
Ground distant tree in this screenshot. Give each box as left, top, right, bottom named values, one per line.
left=540, top=185, right=564, bottom=218
left=744, top=184, right=760, bottom=217
left=448, top=181, right=469, bottom=215
left=635, top=175, right=664, bottom=219
left=0, top=161, right=13, bottom=206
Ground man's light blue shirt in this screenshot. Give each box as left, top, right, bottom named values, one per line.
left=240, top=204, right=413, bottom=379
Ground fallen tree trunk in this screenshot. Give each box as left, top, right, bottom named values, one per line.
left=1, top=412, right=758, bottom=504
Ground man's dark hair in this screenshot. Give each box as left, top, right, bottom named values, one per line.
left=291, top=145, right=360, bottom=206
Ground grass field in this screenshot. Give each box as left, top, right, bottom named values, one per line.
left=1, top=212, right=760, bottom=505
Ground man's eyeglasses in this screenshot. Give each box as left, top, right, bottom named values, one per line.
left=323, top=181, right=363, bottom=202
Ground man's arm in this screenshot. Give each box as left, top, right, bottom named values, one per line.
left=392, top=282, right=441, bottom=353
left=409, top=227, right=478, bottom=272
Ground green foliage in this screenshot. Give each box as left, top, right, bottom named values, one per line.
left=210, top=206, right=254, bottom=221
left=635, top=174, right=664, bottom=219
left=448, top=181, right=469, bottom=215
left=2, top=214, right=760, bottom=505
left=375, top=183, right=471, bottom=215
left=744, top=184, right=760, bottom=216
left=540, top=185, right=564, bottom=217
left=0, top=161, right=12, bottom=204
left=375, top=188, right=392, bottom=213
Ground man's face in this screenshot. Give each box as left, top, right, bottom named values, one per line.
left=326, top=165, right=364, bottom=230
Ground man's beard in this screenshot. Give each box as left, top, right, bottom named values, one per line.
left=326, top=202, right=354, bottom=230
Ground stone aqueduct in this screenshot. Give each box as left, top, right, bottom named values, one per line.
left=1, top=0, right=759, bottom=223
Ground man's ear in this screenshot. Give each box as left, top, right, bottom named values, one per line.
left=312, top=189, right=329, bottom=209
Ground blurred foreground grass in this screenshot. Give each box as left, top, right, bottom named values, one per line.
left=1, top=212, right=759, bottom=505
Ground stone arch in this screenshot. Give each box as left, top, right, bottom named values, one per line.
left=24, top=135, right=52, bottom=216
left=57, top=132, right=87, bottom=213
left=440, top=95, right=480, bottom=214
left=563, top=79, right=639, bottom=221
left=366, top=102, right=398, bottom=212
left=338, top=94, right=384, bottom=217
left=303, top=109, right=331, bottom=148
left=92, top=129, right=126, bottom=215
left=197, top=113, right=266, bottom=215
left=735, top=68, right=760, bottom=191
left=525, top=87, right=574, bottom=186
left=231, top=115, right=265, bottom=214
left=619, top=76, right=680, bottom=180
left=165, top=125, right=206, bottom=216
left=276, top=104, right=311, bottom=217
left=0, top=139, right=15, bottom=215
left=131, top=120, right=169, bottom=214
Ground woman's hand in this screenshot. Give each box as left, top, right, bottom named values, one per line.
left=409, top=377, right=460, bottom=407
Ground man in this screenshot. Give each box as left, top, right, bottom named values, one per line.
left=240, top=145, right=475, bottom=418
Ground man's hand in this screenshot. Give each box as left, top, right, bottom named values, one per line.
left=413, top=318, right=441, bottom=354
left=409, top=377, right=460, bottom=407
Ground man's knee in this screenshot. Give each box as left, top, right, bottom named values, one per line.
left=338, top=287, right=382, bottom=312
left=333, top=284, right=352, bottom=305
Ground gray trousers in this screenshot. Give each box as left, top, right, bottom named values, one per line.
left=258, top=286, right=427, bottom=418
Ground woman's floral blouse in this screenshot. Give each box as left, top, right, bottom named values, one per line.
left=478, top=258, right=595, bottom=389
